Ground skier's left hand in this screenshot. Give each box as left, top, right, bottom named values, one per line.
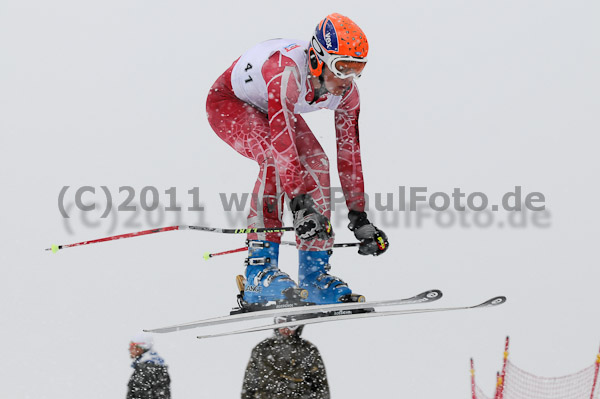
left=348, top=210, right=389, bottom=256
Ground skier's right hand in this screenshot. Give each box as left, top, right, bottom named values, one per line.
left=290, top=194, right=333, bottom=241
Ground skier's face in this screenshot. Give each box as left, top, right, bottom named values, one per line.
left=322, top=65, right=354, bottom=96
left=129, top=343, right=145, bottom=358
left=278, top=327, right=296, bottom=338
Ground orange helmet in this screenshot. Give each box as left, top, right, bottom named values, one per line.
left=308, top=13, right=369, bottom=79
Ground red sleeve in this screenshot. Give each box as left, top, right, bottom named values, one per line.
left=261, top=52, right=306, bottom=198
left=335, top=82, right=365, bottom=212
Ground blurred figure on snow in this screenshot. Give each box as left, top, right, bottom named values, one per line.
left=127, top=332, right=171, bottom=399
left=241, top=316, right=330, bottom=399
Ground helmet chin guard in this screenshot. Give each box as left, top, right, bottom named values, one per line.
left=308, top=46, right=324, bottom=77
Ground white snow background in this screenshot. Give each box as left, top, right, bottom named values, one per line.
left=1, top=1, right=599, bottom=398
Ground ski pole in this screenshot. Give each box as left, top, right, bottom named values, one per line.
left=203, top=247, right=247, bottom=260
left=46, top=225, right=294, bottom=253
left=46, top=226, right=180, bottom=253
left=203, top=241, right=361, bottom=260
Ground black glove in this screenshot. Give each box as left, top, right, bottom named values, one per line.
left=348, top=210, right=389, bottom=256
left=290, top=194, right=333, bottom=241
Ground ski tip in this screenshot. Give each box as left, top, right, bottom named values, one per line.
left=475, top=296, right=507, bottom=308
left=409, top=289, right=443, bottom=303
left=425, top=289, right=443, bottom=300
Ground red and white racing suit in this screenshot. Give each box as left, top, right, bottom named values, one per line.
left=206, top=39, right=366, bottom=251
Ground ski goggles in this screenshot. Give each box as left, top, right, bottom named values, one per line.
left=311, top=36, right=368, bottom=79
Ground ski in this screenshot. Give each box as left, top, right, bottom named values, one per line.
left=144, top=289, right=443, bottom=334
left=195, top=296, right=507, bottom=340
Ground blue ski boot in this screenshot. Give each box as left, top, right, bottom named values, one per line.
left=298, top=250, right=365, bottom=304
left=239, top=240, right=308, bottom=310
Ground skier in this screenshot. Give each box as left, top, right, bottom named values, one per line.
left=127, top=332, right=171, bottom=399
left=241, top=317, right=330, bottom=399
left=206, top=13, right=388, bottom=307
